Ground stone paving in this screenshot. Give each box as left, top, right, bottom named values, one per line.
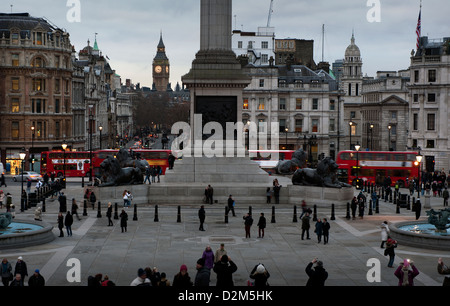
left=0, top=177, right=449, bottom=287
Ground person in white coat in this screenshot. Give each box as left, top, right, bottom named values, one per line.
left=380, top=221, right=390, bottom=248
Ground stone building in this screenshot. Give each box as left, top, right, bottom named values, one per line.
left=232, top=26, right=276, bottom=66
left=408, top=36, right=450, bottom=172
left=0, top=13, right=74, bottom=173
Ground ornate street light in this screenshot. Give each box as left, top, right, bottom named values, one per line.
left=355, top=143, right=361, bottom=189
left=19, top=151, right=26, bottom=212
left=349, top=121, right=354, bottom=150
left=388, top=125, right=392, bottom=151
left=416, top=154, right=423, bottom=198
left=98, top=126, right=103, bottom=150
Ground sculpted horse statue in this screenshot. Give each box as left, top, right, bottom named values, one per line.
left=292, top=157, right=352, bottom=189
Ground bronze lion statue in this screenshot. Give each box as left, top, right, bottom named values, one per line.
left=99, top=156, right=144, bottom=187
left=292, top=157, right=351, bottom=188
left=275, top=148, right=308, bottom=175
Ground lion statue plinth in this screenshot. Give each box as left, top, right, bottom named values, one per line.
left=292, top=157, right=351, bottom=189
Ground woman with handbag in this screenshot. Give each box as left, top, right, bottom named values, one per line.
left=1, top=258, right=13, bottom=287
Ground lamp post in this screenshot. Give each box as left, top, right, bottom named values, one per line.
left=370, top=124, right=374, bottom=151
left=62, top=143, right=67, bottom=179
left=285, top=128, right=289, bottom=150
left=31, top=126, right=35, bottom=171
left=349, top=121, right=354, bottom=150
left=388, top=125, right=392, bottom=151
left=416, top=153, right=423, bottom=199
left=19, top=151, right=26, bottom=212
left=88, top=105, right=94, bottom=183
left=98, top=126, right=103, bottom=150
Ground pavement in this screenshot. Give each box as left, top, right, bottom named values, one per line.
left=0, top=175, right=449, bottom=287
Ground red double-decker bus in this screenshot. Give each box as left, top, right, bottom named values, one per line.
left=41, top=149, right=173, bottom=178
left=336, top=151, right=420, bottom=188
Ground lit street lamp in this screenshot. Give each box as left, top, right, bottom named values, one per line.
left=416, top=153, right=423, bottom=199
left=19, top=151, right=26, bottom=212
left=285, top=128, right=289, bottom=150
left=349, top=121, right=354, bottom=150
left=62, top=143, right=67, bottom=179
left=369, top=124, right=374, bottom=151
left=388, top=125, right=392, bottom=151
left=355, top=143, right=361, bottom=189
left=98, top=126, right=103, bottom=150
left=31, top=126, right=35, bottom=171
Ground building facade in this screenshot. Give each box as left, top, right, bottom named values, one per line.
left=232, top=27, right=276, bottom=66
left=0, top=13, right=74, bottom=173
left=408, top=36, right=450, bottom=172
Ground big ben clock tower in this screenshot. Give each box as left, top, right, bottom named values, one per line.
left=152, top=32, right=170, bottom=91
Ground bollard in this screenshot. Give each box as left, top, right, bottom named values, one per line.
left=248, top=206, right=252, bottom=216
left=411, top=197, right=416, bottom=212
left=154, top=205, right=159, bottom=222
left=82, top=176, right=84, bottom=188
left=389, top=191, right=392, bottom=203
left=42, top=196, right=46, bottom=213
left=375, top=198, right=380, bottom=214
left=382, top=187, right=385, bottom=201
left=396, top=202, right=400, bottom=214
left=224, top=206, right=228, bottom=224
left=407, top=195, right=411, bottom=210
left=331, top=204, right=336, bottom=221
left=177, top=206, right=181, bottom=223
left=293, top=205, right=298, bottom=223
left=271, top=206, right=276, bottom=224
left=133, top=204, right=138, bottom=221
left=97, top=201, right=102, bottom=218
left=114, top=203, right=119, bottom=220
left=345, top=202, right=351, bottom=220
left=83, top=200, right=88, bottom=216
left=368, top=199, right=373, bottom=215
left=313, top=205, right=317, bottom=221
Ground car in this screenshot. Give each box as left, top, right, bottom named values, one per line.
left=13, top=171, right=43, bottom=182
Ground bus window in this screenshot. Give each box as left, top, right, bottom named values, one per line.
left=359, top=168, right=375, bottom=177
left=337, top=169, right=348, bottom=183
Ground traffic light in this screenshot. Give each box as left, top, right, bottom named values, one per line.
left=31, top=154, right=36, bottom=164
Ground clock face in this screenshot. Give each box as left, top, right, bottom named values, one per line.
left=155, top=66, right=162, bottom=73
left=165, top=66, right=169, bottom=73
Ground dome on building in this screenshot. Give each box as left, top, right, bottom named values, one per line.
left=345, top=34, right=361, bottom=59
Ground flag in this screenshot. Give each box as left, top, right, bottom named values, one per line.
left=416, top=7, right=421, bottom=50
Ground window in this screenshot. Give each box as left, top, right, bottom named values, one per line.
left=55, top=55, right=60, bottom=68
left=428, top=93, right=436, bottom=102
left=259, top=79, right=264, bottom=87
left=11, top=122, right=19, bottom=139
left=428, top=70, right=436, bottom=82
left=11, top=99, right=20, bottom=113
left=55, top=121, right=60, bottom=139
left=312, top=119, right=319, bottom=133
left=427, top=114, right=435, bottom=131
left=32, top=79, right=46, bottom=92
left=258, top=98, right=265, bottom=110
left=258, top=119, right=266, bottom=133
left=391, top=125, right=397, bottom=136
left=348, top=83, right=352, bottom=96
left=329, top=118, right=336, bottom=132
left=55, top=99, right=60, bottom=114
left=261, top=54, right=268, bottom=64
left=390, top=111, right=397, bottom=119
left=11, top=78, right=20, bottom=91
left=279, top=119, right=286, bottom=133
left=330, top=99, right=335, bottom=111
left=261, top=41, right=269, bottom=49
left=351, top=124, right=356, bottom=136
left=426, top=140, right=435, bottom=148
left=65, top=99, right=70, bottom=113
left=12, top=54, right=19, bottom=66
left=312, top=98, right=319, bottom=110
left=413, top=94, right=419, bottom=103
left=414, top=70, right=419, bottom=82
left=412, top=139, right=418, bottom=148
left=32, top=99, right=46, bottom=114
left=350, top=112, right=356, bottom=119
left=295, top=119, right=303, bottom=133
left=34, top=32, right=43, bottom=45
left=248, top=41, right=253, bottom=49
left=32, top=57, right=45, bottom=68
left=238, top=41, right=242, bottom=49
left=296, top=98, right=302, bottom=110
left=413, top=113, right=418, bottom=130
left=279, top=98, right=286, bottom=110
left=242, top=98, right=249, bottom=110
left=11, top=33, right=19, bottom=45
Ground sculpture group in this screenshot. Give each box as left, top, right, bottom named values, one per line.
left=99, top=149, right=149, bottom=187
left=426, top=208, right=450, bottom=232
left=0, top=213, right=12, bottom=230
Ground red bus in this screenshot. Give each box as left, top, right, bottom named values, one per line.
left=41, top=149, right=173, bottom=178
left=249, top=150, right=295, bottom=171
left=336, top=151, right=420, bottom=188
left=40, top=151, right=91, bottom=178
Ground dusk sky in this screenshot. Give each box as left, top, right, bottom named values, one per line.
left=4, top=0, right=449, bottom=87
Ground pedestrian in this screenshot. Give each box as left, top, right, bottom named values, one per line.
left=58, top=192, right=67, bottom=213
left=0, top=173, right=7, bottom=187
left=243, top=213, right=253, bottom=238
left=266, top=187, right=272, bottom=204
left=207, top=185, right=214, bottom=204
left=198, top=205, right=206, bottom=231
left=120, top=209, right=128, bottom=233
left=380, top=221, right=390, bottom=248
left=214, top=243, right=227, bottom=264
left=314, top=218, right=323, bottom=243
left=358, top=196, right=365, bottom=219
left=322, top=218, right=330, bottom=245
left=443, top=187, right=449, bottom=207
left=157, top=165, right=161, bottom=183
left=299, top=200, right=308, bottom=219
left=14, top=256, right=28, bottom=286
left=126, top=190, right=132, bottom=207
left=57, top=212, right=64, bottom=237
left=9, top=274, right=23, bottom=286
left=437, top=258, right=450, bottom=286
left=106, top=202, right=113, bottom=226
left=71, top=198, right=81, bottom=221
left=305, top=258, right=328, bottom=286
left=415, top=199, right=422, bottom=220
left=384, top=238, right=397, bottom=268
left=28, top=269, right=45, bottom=286
left=26, top=178, right=32, bottom=194
left=9, top=203, right=15, bottom=218
left=351, top=196, right=358, bottom=220
left=130, top=268, right=151, bottom=286
left=249, top=264, right=270, bottom=287
left=151, top=166, right=157, bottom=183
left=194, top=258, right=210, bottom=286
left=145, top=267, right=161, bottom=286
left=168, top=153, right=175, bottom=170
left=34, top=207, right=42, bottom=221
left=157, top=272, right=171, bottom=286
left=394, top=259, right=419, bottom=286
left=172, top=264, right=193, bottom=287
left=144, top=166, right=151, bottom=185
left=101, top=275, right=115, bottom=286
left=227, top=195, right=236, bottom=217
left=257, top=213, right=266, bottom=238
left=201, top=246, right=214, bottom=270
left=89, top=190, right=97, bottom=210
left=0, top=190, right=4, bottom=209
left=65, top=211, right=73, bottom=237
left=273, top=182, right=282, bottom=204
left=301, top=212, right=311, bottom=240
left=87, top=274, right=103, bottom=286
left=122, top=190, right=128, bottom=207
left=213, top=254, right=237, bottom=287
left=1, top=258, right=13, bottom=287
